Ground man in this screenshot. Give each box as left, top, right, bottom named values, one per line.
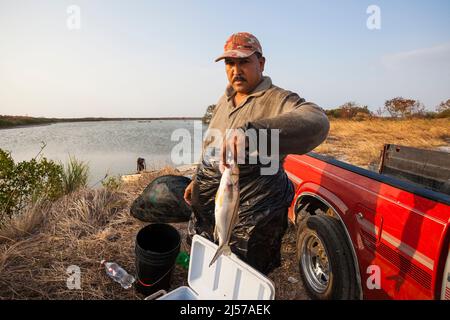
left=137, top=157, right=146, bottom=172
left=184, top=32, right=329, bottom=274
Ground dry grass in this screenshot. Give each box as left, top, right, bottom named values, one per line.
left=0, top=164, right=305, bottom=300
left=314, top=118, right=450, bottom=167
left=0, top=167, right=188, bottom=300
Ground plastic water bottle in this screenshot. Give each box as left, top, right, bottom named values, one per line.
left=101, top=260, right=136, bottom=289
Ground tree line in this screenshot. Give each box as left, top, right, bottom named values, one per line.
left=203, top=98, right=450, bottom=122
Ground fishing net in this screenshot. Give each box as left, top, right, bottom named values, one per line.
left=130, top=175, right=192, bottom=223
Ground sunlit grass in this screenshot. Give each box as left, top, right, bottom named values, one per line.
left=314, top=118, right=450, bottom=167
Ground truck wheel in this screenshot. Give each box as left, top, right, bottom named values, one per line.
left=296, top=215, right=359, bottom=300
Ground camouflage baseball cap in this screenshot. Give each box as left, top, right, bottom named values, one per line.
left=215, top=32, right=263, bottom=62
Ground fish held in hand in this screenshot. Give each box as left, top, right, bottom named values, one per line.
left=209, top=160, right=240, bottom=267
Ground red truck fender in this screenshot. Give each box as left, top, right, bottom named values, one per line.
left=290, top=181, right=363, bottom=299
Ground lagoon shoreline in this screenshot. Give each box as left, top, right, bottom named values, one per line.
left=0, top=116, right=204, bottom=130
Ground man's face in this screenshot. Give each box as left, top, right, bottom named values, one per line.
left=225, top=53, right=265, bottom=95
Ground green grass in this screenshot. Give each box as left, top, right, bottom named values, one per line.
left=61, top=156, right=89, bottom=194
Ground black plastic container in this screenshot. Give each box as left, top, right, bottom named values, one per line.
left=134, top=223, right=181, bottom=296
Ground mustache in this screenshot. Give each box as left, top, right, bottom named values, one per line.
left=233, top=76, right=247, bottom=83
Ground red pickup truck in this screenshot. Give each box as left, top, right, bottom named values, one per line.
left=283, top=145, right=450, bottom=300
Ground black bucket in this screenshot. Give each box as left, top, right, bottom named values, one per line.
left=134, top=223, right=181, bottom=296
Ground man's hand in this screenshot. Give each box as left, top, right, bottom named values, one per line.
left=220, top=129, right=247, bottom=172
left=183, top=180, right=194, bottom=205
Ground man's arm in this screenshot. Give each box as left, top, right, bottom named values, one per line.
left=243, top=93, right=330, bottom=156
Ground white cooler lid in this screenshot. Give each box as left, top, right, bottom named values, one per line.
left=187, top=235, right=275, bottom=300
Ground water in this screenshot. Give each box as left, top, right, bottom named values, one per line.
left=0, top=120, right=206, bottom=186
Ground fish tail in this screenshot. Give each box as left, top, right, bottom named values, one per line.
left=209, top=244, right=231, bottom=267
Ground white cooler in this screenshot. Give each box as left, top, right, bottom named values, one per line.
left=148, top=235, right=275, bottom=300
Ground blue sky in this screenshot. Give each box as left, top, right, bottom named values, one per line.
left=0, top=0, right=449, bottom=117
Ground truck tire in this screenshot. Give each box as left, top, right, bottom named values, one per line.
left=296, top=215, right=359, bottom=300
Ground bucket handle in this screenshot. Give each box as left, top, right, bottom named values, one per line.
left=136, top=264, right=175, bottom=288
left=144, top=289, right=167, bottom=300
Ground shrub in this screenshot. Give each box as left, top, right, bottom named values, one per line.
left=202, top=104, right=216, bottom=124
left=101, top=175, right=122, bottom=191
left=384, top=97, right=425, bottom=118
left=434, top=100, right=450, bottom=118
left=436, top=108, right=450, bottom=118
left=325, top=102, right=373, bottom=119
left=436, top=99, right=450, bottom=113
left=0, top=149, right=63, bottom=222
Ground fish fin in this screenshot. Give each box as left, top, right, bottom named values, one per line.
left=209, top=244, right=231, bottom=267
left=222, top=245, right=232, bottom=256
